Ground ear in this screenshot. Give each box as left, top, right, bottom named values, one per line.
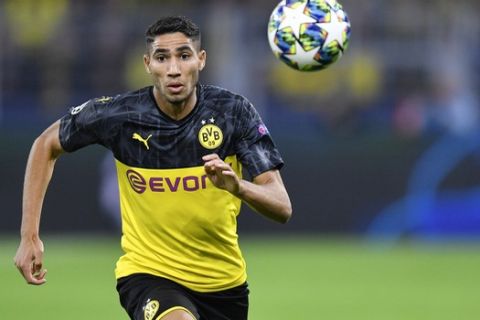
left=143, top=54, right=151, bottom=74
left=198, top=50, right=206, bottom=71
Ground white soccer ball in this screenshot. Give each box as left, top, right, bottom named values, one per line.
left=268, top=0, right=351, bottom=71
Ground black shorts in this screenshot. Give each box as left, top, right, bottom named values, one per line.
left=116, top=273, right=249, bottom=320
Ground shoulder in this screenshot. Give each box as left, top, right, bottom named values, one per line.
left=200, top=84, right=251, bottom=110
left=68, top=87, right=152, bottom=119
left=97, top=86, right=152, bottom=110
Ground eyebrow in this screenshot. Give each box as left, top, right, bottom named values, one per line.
left=152, top=45, right=194, bottom=55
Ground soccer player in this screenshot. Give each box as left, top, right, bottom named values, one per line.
left=14, top=16, right=292, bottom=320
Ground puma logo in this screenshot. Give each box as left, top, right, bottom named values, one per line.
left=132, top=133, right=152, bottom=150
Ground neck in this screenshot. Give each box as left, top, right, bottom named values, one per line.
left=153, top=87, right=197, bottom=120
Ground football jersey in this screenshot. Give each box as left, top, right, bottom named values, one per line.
left=59, top=84, right=284, bottom=292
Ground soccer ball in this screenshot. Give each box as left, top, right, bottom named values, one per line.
left=268, top=0, right=351, bottom=71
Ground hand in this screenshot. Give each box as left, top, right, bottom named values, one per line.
left=202, top=153, right=241, bottom=195
left=14, top=237, right=47, bottom=285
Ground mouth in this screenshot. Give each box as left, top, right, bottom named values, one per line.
left=166, top=83, right=184, bottom=94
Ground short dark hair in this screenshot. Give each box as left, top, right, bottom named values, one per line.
left=145, top=16, right=201, bottom=51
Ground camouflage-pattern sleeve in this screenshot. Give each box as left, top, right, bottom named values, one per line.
left=59, top=97, right=112, bottom=152
left=235, top=99, right=284, bottom=178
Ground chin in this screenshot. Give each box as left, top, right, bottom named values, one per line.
left=167, top=95, right=187, bottom=104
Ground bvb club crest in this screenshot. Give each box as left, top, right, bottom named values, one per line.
left=144, top=299, right=159, bottom=320
left=198, top=118, right=223, bottom=149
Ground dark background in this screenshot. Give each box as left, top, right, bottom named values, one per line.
left=2, top=0, right=480, bottom=240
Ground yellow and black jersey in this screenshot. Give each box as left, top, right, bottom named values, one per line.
left=59, top=84, right=284, bottom=292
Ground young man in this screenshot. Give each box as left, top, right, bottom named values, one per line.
left=14, top=16, right=292, bottom=320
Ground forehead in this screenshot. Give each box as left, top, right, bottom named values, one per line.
left=149, top=32, right=196, bottom=52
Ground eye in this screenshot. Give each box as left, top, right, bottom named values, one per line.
left=156, top=55, right=166, bottom=62
left=180, top=53, right=191, bottom=60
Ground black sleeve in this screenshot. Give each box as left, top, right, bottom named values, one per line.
left=235, top=99, right=284, bottom=178
left=59, top=98, right=107, bottom=152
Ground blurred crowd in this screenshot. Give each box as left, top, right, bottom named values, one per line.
left=1, top=0, right=480, bottom=138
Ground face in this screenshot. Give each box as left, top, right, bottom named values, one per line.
left=144, top=32, right=206, bottom=108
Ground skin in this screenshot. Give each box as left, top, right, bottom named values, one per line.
left=14, top=31, right=292, bottom=320
left=143, top=32, right=206, bottom=120
left=162, top=309, right=196, bottom=320
left=14, top=120, right=63, bottom=285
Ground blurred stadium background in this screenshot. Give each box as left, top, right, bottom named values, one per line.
left=1, top=0, right=480, bottom=319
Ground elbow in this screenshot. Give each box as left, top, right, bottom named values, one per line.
left=275, top=190, right=292, bottom=224
left=276, top=203, right=292, bottom=224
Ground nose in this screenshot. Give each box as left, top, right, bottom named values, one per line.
left=167, top=58, right=181, bottom=77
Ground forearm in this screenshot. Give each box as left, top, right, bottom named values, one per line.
left=236, top=177, right=292, bottom=224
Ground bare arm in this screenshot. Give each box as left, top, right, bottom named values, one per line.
left=203, top=154, right=292, bottom=223
left=14, top=120, right=64, bottom=285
